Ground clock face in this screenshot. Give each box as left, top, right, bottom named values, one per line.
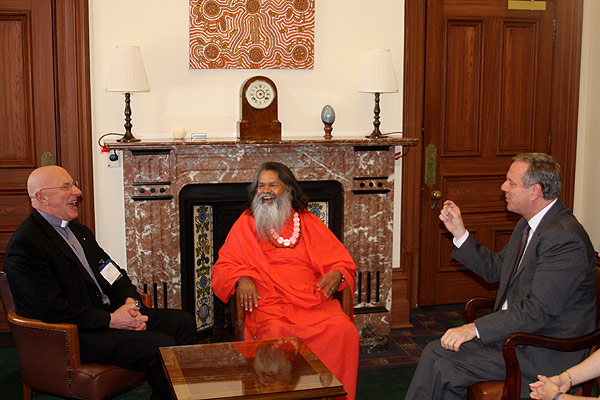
left=245, top=80, right=275, bottom=109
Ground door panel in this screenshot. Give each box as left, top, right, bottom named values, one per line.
left=420, top=0, right=555, bottom=305
left=0, top=0, right=57, bottom=331
left=443, top=20, right=482, bottom=156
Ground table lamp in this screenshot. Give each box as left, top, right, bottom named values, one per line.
left=105, top=45, right=150, bottom=143
left=358, top=49, right=398, bottom=139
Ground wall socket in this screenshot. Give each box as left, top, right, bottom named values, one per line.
left=106, top=150, right=121, bottom=168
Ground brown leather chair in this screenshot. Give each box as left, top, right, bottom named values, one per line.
left=0, top=271, right=151, bottom=400
left=231, top=285, right=353, bottom=340
left=465, top=266, right=600, bottom=400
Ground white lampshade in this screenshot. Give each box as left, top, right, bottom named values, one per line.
left=357, top=49, right=398, bottom=94
left=106, top=46, right=150, bottom=92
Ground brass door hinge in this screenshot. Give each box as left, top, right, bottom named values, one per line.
left=424, top=144, right=436, bottom=188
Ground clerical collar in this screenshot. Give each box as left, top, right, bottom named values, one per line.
left=38, top=210, right=70, bottom=229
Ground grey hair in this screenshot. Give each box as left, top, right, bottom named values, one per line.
left=512, top=153, right=561, bottom=200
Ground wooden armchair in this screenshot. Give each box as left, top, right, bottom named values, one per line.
left=231, top=285, right=353, bottom=340
left=465, top=296, right=600, bottom=400
left=0, top=271, right=151, bottom=400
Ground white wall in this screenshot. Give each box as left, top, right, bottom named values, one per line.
left=575, top=0, right=600, bottom=250
left=90, top=1, right=599, bottom=271
left=89, top=1, right=405, bottom=267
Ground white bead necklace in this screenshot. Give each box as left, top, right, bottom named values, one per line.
left=269, top=212, right=301, bottom=248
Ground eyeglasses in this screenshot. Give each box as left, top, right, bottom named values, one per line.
left=39, top=181, right=80, bottom=192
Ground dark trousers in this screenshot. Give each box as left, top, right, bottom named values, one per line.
left=404, top=338, right=507, bottom=400
left=79, top=308, right=197, bottom=399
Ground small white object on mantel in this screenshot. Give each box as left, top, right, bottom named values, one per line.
left=172, top=128, right=187, bottom=139
left=191, top=132, right=207, bottom=141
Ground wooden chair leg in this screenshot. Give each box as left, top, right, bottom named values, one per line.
left=22, top=383, right=32, bottom=400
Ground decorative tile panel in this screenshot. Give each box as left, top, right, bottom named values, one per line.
left=193, top=205, right=214, bottom=331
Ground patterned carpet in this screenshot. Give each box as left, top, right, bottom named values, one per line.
left=359, top=303, right=468, bottom=371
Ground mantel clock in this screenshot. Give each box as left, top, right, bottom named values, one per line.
left=238, top=76, right=281, bottom=140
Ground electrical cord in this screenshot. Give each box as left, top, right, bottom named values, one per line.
left=97, top=132, right=124, bottom=149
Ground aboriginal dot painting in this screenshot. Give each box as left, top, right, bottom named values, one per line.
left=189, top=0, right=314, bottom=69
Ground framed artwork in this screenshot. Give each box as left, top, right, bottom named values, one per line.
left=189, top=0, right=315, bottom=69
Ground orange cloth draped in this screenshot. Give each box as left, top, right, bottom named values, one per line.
left=212, top=210, right=359, bottom=400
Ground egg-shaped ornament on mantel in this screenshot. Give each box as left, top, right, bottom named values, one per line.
left=321, top=105, right=335, bottom=139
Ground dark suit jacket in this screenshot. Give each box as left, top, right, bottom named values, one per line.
left=3, top=210, right=141, bottom=330
left=452, top=199, right=596, bottom=384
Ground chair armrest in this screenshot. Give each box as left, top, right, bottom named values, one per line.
left=140, top=292, right=152, bottom=308
left=334, top=286, right=353, bottom=319
left=8, top=312, right=81, bottom=368
left=231, top=292, right=245, bottom=340
left=501, top=328, right=600, bottom=400
left=464, top=297, right=495, bottom=323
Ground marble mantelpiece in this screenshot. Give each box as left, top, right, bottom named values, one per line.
left=107, top=136, right=417, bottom=334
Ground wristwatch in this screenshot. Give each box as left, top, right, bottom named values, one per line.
left=552, top=392, right=563, bottom=400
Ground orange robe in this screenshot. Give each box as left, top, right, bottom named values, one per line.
left=212, top=210, right=359, bottom=400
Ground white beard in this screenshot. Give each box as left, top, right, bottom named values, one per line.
left=252, top=190, right=293, bottom=239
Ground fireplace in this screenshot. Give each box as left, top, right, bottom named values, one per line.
left=107, top=136, right=418, bottom=334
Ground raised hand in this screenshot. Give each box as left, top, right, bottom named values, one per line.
left=439, top=200, right=467, bottom=239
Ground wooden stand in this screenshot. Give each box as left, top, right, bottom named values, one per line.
left=323, top=124, right=333, bottom=139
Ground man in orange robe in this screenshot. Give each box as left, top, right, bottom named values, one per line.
left=212, top=162, right=359, bottom=400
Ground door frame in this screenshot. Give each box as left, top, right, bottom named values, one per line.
left=398, top=0, right=583, bottom=314
left=52, top=0, right=95, bottom=230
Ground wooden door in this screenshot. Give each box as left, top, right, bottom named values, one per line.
left=0, top=0, right=95, bottom=333
left=0, top=0, right=57, bottom=330
left=419, top=0, right=556, bottom=305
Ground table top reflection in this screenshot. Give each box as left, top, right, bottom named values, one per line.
left=159, top=337, right=346, bottom=400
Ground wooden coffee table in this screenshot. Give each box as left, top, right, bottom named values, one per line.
left=159, top=337, right=346, bottom=399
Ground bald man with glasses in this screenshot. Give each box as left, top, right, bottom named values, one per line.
left=4, top=165, right=197, bottom=400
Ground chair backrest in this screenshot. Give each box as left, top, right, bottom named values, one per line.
left=0, top=271, right=16, bottom=314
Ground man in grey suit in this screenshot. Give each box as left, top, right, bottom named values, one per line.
left=405, top=153, right=596, bottom=400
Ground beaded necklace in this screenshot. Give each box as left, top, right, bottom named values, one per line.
left=268, top=211, right=301, bottom=248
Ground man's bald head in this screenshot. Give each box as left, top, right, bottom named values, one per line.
left=27, top=166, right=70, bottom=198
left=27, top=166, right=81, bottom=221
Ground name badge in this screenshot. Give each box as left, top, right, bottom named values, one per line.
left=99, top=258, right=122, bottom=285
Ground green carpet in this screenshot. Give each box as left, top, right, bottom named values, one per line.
left=0, top=347, right=413, bottom=399
left=356, top=367, right=415, bottom=399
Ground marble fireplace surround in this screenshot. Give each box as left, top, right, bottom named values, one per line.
left=107, top=136, right=417, bottom=334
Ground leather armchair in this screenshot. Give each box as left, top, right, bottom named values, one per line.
left=465, top=296, right=600, bottom=400
left=231, top=285, right=353, bottom=340
left=0, top=271, right=151, bottom=400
